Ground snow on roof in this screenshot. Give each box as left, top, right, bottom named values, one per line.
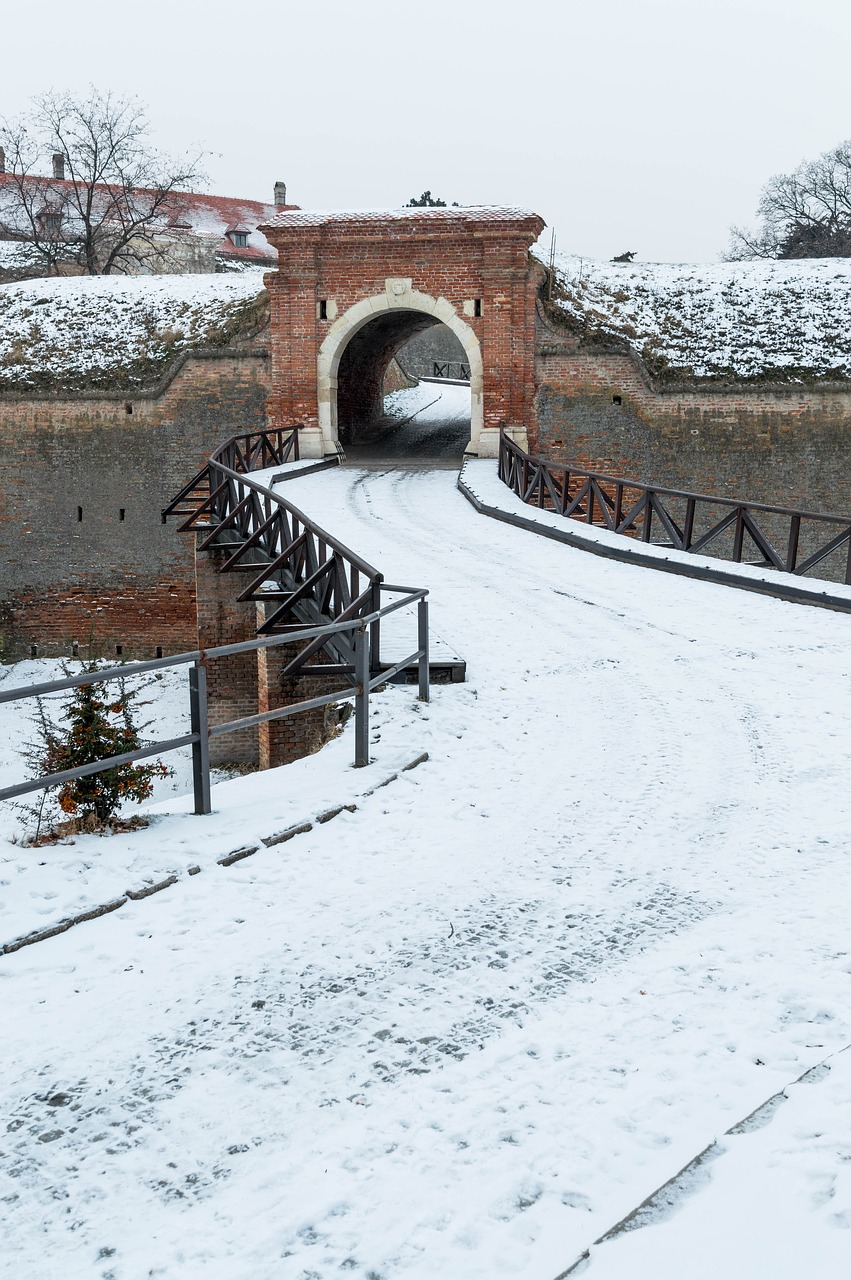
left=0, top=271, right=267, bottom=390
left=262, top=205, right=543, bottom=231
left=0, top=175, right=298, bottom=263
left=541, top=249, right=851, bottom=380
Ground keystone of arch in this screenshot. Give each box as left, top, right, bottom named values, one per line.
left=315, top=286, right=484, bottom=457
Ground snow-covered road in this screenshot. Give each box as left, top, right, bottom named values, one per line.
left=2, top=463, right=850, bottom=1279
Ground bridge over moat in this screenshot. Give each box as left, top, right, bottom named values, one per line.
left=257, top=206, right=545, bottom=462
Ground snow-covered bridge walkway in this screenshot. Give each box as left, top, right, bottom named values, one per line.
left=2, top=464, right=850, bottom=1279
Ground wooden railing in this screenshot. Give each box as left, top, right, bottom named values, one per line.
left=164, top=425, right=302, bottom=523
left=163, top=426, right=428, bottom=684
left=499, top=431, right=851, bottom=583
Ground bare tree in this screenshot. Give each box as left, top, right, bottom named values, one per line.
left=727, top=140, right=851, bottom=260
left=0, top=89, right=207, bottom=275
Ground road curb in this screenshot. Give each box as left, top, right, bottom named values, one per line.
left=458, top=470, right=851, bottom=615
left=1, top=753, right=429, bottom=956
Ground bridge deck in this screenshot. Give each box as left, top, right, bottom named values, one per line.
left=260, top=456, right=467, bottom=683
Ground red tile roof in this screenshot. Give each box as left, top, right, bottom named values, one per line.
left=0, top=174, right=299, bottom=264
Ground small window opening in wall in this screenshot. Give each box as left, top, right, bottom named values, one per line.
left=319, top=299, right=328, bottom=320
left=612, top=394, right=623, bottom=405
left=30, top=644, right=38, bottom=658
left=474, top=298, right=482, bottom=317
left=77, top=506, right=83, bottom=522
left=115, top=645, right=123, bottom=657
left=71, top=641, right=79, bottom=657
left=125, top=403, right=133, bottom=415
left=155, top=645, right=163, bottom=659
left=119, top=508, right=126, bottom=522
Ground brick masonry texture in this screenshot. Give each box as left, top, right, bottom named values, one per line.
left=260, top=210, right=546, bottom=442
left=0, top=346, right=269, bottom=660
left=534, top=303, right=851, bottom=516
left=195, top=546, right=347, bottom=771
left=4, top=215, right=851, bottom=764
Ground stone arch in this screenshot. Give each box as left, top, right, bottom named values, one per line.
left=317, top=283, right=483, bottom=456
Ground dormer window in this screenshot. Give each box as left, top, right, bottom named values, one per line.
left=226, top=224, right=251, bottom=248
left=38, top=209, right=63, bottom=237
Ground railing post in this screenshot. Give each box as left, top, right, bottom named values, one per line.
left=786, top=514, right=801, bottom=573
left=369, top=580, right=381, bottom=676
left=683, top=497, right=696, bottom=551
left=189, top=661, right=212, bottom=815
left=642, top=494, right=654, bottom=542
left=354, top=626, right=369, bottom=768
left=418, top=597, right=430, bottom=703
left=733, top=507, right=746, bottom=562
left=614, top=483, right=624, bottom=530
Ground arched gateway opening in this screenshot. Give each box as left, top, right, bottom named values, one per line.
left=257, top=206, right=546, bottom=462
left=319, top=289, right=483, bottom=462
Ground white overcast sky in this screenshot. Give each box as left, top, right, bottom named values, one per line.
left=4, top=0, right=851, bottom=262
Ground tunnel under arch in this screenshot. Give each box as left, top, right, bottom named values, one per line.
left=317, top=287, right=484, bottom=457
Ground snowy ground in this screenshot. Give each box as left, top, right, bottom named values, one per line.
left=339, top=380, right=471, bottom=464
left=2, top=463, right=850, bottom=1279
left=540, top=247, right=851, bottom=380
left=0, top=271, right=266, bottom=390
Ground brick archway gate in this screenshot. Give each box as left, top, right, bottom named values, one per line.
left=259, top=206, right=545, bottom=459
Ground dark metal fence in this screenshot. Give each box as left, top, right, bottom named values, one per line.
left=0, top=602, right=429, bottom=816
left=432, top=360, right=470, bottom=381
left=163, top=425, right=392, bottom=681
left=1, top=425, right=430, bottom=817
left=499, top=431, right=851, bottom=583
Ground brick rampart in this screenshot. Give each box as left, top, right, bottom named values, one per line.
left=195, top=544, right=347, bottom=770
left=0, top=346, right=269, bottom=660
left=535, top=305, right=851, bottom=514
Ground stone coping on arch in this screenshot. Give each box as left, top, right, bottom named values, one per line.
left=315, top=284, right=485, bottom=456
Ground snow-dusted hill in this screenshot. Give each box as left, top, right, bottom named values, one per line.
left=0, top=271, right=267, bottom=391
left=541, top=249, right=851, bottom=381
left=4, top=250, right=851, bottom=392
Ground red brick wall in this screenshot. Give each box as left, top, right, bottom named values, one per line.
left=262, top=210, right=545, bottom=444
left=535, top=310, right=851, bottom=514
left=194, top=545, right=347, bottom=770
left=0, top=348, right=270, bottom=660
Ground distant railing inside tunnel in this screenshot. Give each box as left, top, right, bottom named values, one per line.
left=432, top=360, right=470, bottom=381
left=498, top=431, right=851, bottom=584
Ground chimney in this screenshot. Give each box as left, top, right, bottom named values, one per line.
left=0, top=147, right=5, bottom=175
left=274, top=180, right=287, bottom=207
left=52, top=152, right=65, bottom=180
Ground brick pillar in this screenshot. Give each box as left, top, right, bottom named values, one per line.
left=263, top=645, right=348, bottom=767
left=195, top=544, right=349, bottom=770
left=194, top=539, right=266, bottom=768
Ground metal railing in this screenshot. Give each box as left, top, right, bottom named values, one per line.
left=499, top=431, right=851, bottom=583
left=432, top=360, right=470, bottom=381
left=164, top=424, right=302, bottom=519
left=1, top=422, right=431, bottom=817
left=0, top=593, right=430, bottom=817
left=163, top=425, right=392, bottom=681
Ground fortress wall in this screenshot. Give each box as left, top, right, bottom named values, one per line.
left=0, top=348, right=269, bottom=660
left=534, top=311, right=851, bottom=516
